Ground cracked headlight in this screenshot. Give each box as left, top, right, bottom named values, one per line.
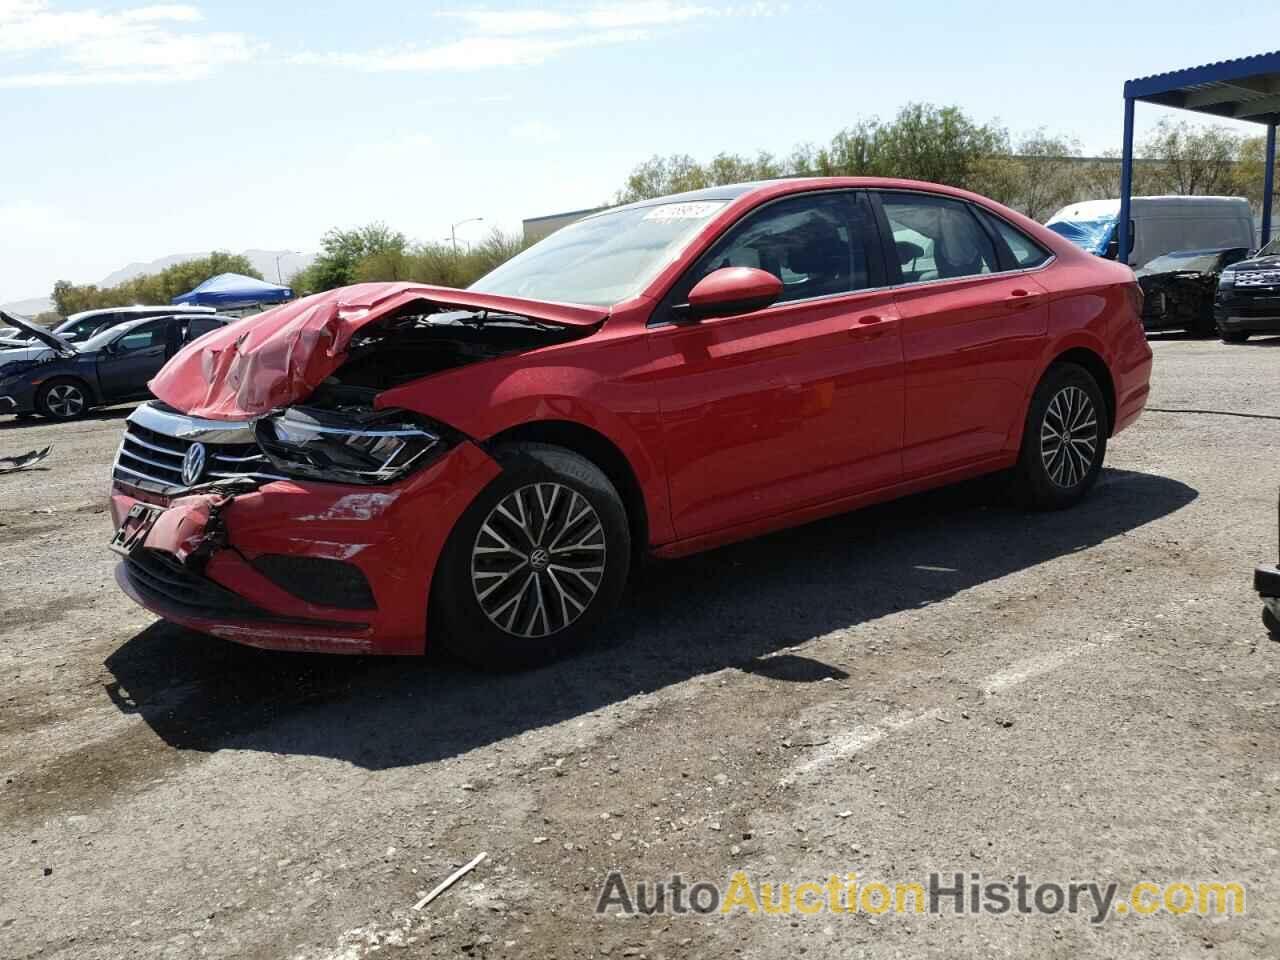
left=256, top=406, right=453, bottom=485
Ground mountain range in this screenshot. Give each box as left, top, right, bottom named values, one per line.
left=2, top=249, right=315, bottom=317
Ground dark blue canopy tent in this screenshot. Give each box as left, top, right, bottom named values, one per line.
left=1120, top=52, right=1279, bottom=263
left=172, top=273, right=293, bottom=310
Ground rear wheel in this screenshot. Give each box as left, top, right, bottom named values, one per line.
left=1013, top=363, right=1107, bottom=510
left=1220, top=330, right=1249, bottom=344
left=433, top=442, right=631, bottom=670
left=36, top=378, right=90, bottom=420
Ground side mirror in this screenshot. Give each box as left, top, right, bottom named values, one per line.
left=682, top=267, right=783, bottom=321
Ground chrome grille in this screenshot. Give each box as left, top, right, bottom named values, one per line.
left=113, top=402, right=286, bottom=494
left=1235, top=270, right=1280, bottom=288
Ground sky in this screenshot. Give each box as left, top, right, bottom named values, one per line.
left=1, top=0, right=1276, bottom=302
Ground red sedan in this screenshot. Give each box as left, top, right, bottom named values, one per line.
left=108, top=178, right=1152, bottom=667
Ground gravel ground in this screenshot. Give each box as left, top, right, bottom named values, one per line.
left=2, top=335, right=1279, bottom=959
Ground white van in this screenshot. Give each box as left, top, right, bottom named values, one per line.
left=1045, top=196, right=1255, bottom=268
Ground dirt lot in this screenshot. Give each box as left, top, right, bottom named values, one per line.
left=2, top=335, right=1279, bottom=959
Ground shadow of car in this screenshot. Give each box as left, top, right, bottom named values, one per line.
left=102, top=467, right=1197, bottom=771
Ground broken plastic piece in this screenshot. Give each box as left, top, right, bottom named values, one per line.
left=0, top=445, right=51, bottom=473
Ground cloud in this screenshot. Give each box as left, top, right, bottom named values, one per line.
left=440, top=2, right=711, bottom=35
left=292, top=2, right=781, bottom=74
left=0, top=1, right=260, bottom=87
left=289, top=29, right=644, bottom=73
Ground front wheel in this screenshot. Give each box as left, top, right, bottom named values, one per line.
left=37, top=378, right=90, bottom=420
left=432, top=442, right=631, bottom=670
left=1013, top=363, right=1107, bottom=510
left=1220, top=330, right=1249, bottom=344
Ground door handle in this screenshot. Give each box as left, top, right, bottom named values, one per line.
left=849, top=315, right=890, bottom=338
left=1005, top=289, right=1041, bottom=311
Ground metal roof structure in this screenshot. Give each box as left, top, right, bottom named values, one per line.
left=1119, top=52, right=1278, bottom=261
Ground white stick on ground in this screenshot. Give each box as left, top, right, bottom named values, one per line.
left=412, top=852, right=487, bottom=911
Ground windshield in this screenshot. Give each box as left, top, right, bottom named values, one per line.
left=470, top=201, right=728, bottom=306
left=1256, top=237, right=1280, bottom=258
left=1046, top=218, right=1116, bottom=256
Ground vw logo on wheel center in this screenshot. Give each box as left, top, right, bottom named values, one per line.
left=182, top=442, right=208, bottom=487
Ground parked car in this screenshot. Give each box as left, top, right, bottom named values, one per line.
left=107, top=178, right=1152, bottom=667
left=0, top=311, right=226, bottom=419
left=1045, top=196, right=1255, bottom=269
left=1214, top=235, right=1280, bottom=343
left=0, top=304, right=217, bottom=345
left=1136, top=247, right=1251, bottom=336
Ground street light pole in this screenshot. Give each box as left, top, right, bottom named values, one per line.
left=275, top=251, right=297, bottom=284
left=450, top=217, right=483, bottom=255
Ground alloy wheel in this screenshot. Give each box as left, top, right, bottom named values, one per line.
left=471, top=482, right=606, bottom=638
left=46, top=384, right=85, bottom=418
left=1040, top=385, right=1098, bottom=488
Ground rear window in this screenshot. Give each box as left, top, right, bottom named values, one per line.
left=983, top=213, right=1052, bottom=269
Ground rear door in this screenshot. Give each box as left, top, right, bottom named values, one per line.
left=647, top=189, right=905, bottom=539
left=871, top=190, right=1050, bottom=477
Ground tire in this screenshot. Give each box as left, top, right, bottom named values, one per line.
left=36, top=378, right=90, bottom=420
left=1265, top=606, right=1279, bottom=640
left=432, top=442, right=631, bottom=670
left=1013, top=362, right=1107, bottom=510
left=1220, top=330, right=1249, bottom=344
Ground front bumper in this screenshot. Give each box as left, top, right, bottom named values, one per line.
left=0, top=380, right=38, bottom=414
left=110, top=441, right=501, bottom=654
left=1215, top=291, right=1280, bottom=333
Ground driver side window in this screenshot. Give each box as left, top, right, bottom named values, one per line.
left=670, top=192, right=874, bottom=310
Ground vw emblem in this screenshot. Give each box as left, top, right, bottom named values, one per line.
left=182, top=442, right=208, bottom=487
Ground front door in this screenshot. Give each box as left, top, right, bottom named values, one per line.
left=95, top=319, right=174, bottom=400
left=647, top=190, right=905, bottom=540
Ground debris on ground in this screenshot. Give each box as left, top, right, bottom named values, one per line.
left=0, top=445, right=51, bottom=473
left=412, top=852, right=487, bottom=911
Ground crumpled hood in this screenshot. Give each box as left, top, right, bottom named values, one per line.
left=148, top=281, right=607, bottom=420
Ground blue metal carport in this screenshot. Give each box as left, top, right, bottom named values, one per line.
left=1121, top=51, right=1279, bottom=263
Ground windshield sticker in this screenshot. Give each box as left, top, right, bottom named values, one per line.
left=642, top=202, right=724, bottom=223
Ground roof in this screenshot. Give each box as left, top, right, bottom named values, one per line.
left=1125, top=51, right=1280, bottom=125
left=67, top=303, right=216, bottom=322
left=1049, top=196, right=1253, bottom=221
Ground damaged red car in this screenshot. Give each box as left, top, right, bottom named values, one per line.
left=109, top=178, right=1152, bottom=666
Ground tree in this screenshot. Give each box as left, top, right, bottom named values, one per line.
left=972, top=131, right=1084, bottom=222
left=50, top=252, right=261, bottom=317
left=872, top=103, right=1009, bottom=188
left=1140, top=119, right=1243, bottom=195
left=615, top=103, right=1012, bottom=207
left=292, top=222, right=408, bottom=294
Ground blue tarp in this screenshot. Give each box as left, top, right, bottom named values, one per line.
left=1045, top=218, right=1116, bottom=256
left=172, top=273, right=293, bottom=309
